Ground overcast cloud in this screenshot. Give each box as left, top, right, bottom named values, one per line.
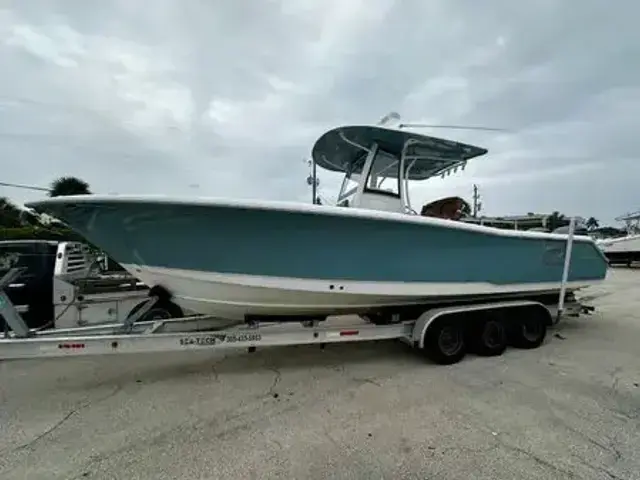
left=1, top=0, right=638, bottom=225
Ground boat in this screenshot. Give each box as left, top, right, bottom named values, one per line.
left=25, top=123, right=609, bottom=323
left=596, top=211, right=640, bottom=265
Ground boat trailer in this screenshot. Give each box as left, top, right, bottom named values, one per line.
left=0, top=219, right=597, bottom=365
left=0, top=267, right=595, bottom=365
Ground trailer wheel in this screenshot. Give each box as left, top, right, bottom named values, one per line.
left=422, top=317, right=467, bottom=365
left=509, top=310, right=547, bottom=349
left=128, top=300, right=183, bottom=323
left=470, top=317, right=508, bottom=357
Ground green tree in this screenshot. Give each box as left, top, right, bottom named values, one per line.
left=0, top=198, right=43, bottom=230
left=585, top=217, right=599, bottom=231
left=49, top=176, right=91, bottom=197
left=0, top=197, right=23, bottom=228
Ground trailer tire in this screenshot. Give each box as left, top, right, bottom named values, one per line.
left=470, top=317, right=508, bottom=357
left=509, top=310, right=547, bottom=349
left=422, top=316, right=467, bottom=365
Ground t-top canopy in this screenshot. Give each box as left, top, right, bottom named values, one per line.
left=616, top=211, right=640, bottom=222
left=311, top=125, right=488, bottom=180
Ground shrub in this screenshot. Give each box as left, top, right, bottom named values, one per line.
left=0, top=226, right=87, bottom=242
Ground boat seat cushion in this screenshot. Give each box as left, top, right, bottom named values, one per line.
left=420, top=196, right=470, bottom=220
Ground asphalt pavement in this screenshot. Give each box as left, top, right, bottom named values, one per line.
left=1, top=268, right=639, bottom=480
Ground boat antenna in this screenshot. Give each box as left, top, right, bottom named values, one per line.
left=398, top=123, right=510, bottom=133
left=375, top=112, right=509, bottom=132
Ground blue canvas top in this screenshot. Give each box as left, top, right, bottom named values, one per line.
left=311, top=125, right=488, bottom=180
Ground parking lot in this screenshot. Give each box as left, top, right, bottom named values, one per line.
left=1, top=268, right=639, bottom=480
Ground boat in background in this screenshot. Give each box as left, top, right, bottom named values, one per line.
left=26, top=122, right=609, bottom=323
left=597, top=211, right=640, bottom=266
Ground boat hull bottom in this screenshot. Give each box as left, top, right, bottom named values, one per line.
left=122, top=265, right=603, bottom=321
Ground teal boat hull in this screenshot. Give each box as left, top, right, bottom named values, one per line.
left=27, top=195, right=609, bottom=319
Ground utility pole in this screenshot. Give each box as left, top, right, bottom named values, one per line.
left=305, top=157, right=320, bottom=205
left=472, top=184, right=482, bottom=218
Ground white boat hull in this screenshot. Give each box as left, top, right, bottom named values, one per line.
left=122, top=264, right=599, bottom=320
left=597, top=234, right=640, bottom=264
left=598, top=234, right=640, bottom=252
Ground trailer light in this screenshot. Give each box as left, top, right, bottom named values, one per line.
left=340, top=330, right=359, bottom=336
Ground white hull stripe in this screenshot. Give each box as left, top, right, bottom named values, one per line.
left=123, top=264, right=602, bottom=298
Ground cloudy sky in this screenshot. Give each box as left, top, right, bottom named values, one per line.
left=0, top=0, right=638, bottom=225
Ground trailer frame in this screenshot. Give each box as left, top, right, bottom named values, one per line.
left=0, top=274, right=594, bottom=363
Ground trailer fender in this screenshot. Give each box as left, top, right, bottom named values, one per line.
left=412, top=300, right=552, bottom=350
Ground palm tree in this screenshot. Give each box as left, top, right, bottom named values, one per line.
left=49, top=176, right=91, bottom=197
left=546, top=211, right=567, bottom=231
left=585, top=217, right=599, bottom=231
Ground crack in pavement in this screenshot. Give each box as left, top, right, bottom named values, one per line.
left=549, top=409, right=624, bottom=464
left=7, top=385, right=122, bottom=454
left=610, top=366, right=623, bottom=393
left=443, top=405, right=606, bottom=479
left=69, top=388, right=306, bottom=478
left=491, top=436, right=579, bottom=478
left=267, top=366, right=282, bottom=397
left=350, top=377, right=382, bottom=387
left=209, top=354, right=228, bottom=383
left=569, top=454, right=631, bottom=480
